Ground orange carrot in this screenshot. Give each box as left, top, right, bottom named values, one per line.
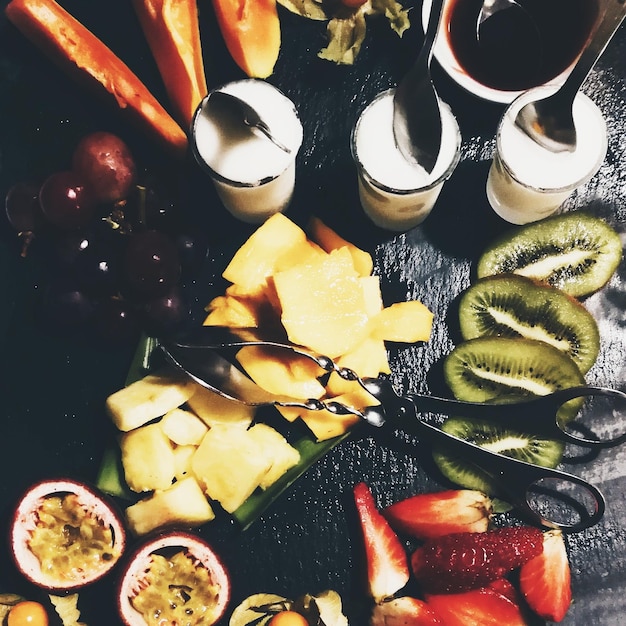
left=5, top=0, right=188, bottom=158
left=211, top=0, right=281, bottom=79
left=132, top=0, right=208, bottom=128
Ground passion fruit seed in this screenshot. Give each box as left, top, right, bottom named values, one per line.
left=117, top=531, right=230, bottom=626
left=10, top=478, right=126, bottom=591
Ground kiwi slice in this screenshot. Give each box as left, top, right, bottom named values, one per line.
left=432, top=417, right=565, bottom=509
left=458, top=274, right=600, bottom=373
left=444, top=337, right=585, bottom=403
left=477, top=211, right=622, bottom=298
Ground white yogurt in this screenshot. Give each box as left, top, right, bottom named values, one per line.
left=486, top=85, right=607, bottom=224
left=191, top=79, right=303, bottom=223
left=351, top=89, right=461, bottom=231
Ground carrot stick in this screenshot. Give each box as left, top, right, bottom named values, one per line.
left=5, top=0, right=188, bottom=158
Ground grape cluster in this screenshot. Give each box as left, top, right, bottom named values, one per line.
left=4, top=131, right=207, bottom=344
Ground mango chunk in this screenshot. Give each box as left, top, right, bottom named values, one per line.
left=308, top=216, right=374, bottom=277
left=173, top=444, right=196, bottom=480
left=106, top=369, right=196, bottom=432
left=274, top=247, right=370, bottom=358
left=125, top=476, right=215, bottom=536
left=235, top=345, right=326, bottom=400
left=222, top=213, right=311, bottom=292
left=120, top=423, right=176, bottom=492
left=369, top=300, right=434, bottom=343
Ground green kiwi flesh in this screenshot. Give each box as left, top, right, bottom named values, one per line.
left=477, top=211, right=622, bottom=298
left=432, top=417, right=565, bottom=510
left=444, top=337, right=585, bottom=403
left=458, top=274, right=600, bottom=373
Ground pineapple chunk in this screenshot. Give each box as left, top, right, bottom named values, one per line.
left=274, top=247, right=370, bottom=358
left=120, top=423, right=176, bottom=492
left=247, top=423, right=301, bottom=489
left=369, top=300, right=434, bottom=343
left=173, top=444, right=197, bottom=480
left=191, top=424, right=273, bottom=513
left=125, top=476, right=215, bottom=536
left=160, top=408, right=208, bottom=446
left=106, top=369, right=196, bottom=432
left=308, top=216, right=374, bottom=277
left=186, top=384, right=255, bottom=428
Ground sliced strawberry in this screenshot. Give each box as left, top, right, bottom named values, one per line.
left=486, top=578, right=520, bottom=605
left=370, top=596, right=443, bottom=625
left=383, top=489, right=493, bottom=540
left=425, top=587, right=530, bottom=626
left=519, top=529, right=572, bottom=622
left=411, top=526, right=543, bottom=593
left=353, top=482, right=410, bottom=603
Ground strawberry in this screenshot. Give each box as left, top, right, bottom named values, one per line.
left=353, top=482, right=410, bottom=603
left=425, top=587, right=529, bottom=626
left=383, top=490, right=493, bottom=540
left=519, top=529, right=572, bottom=622
left=370, top=596, right=443, bottom=625
left=411, top=526, right=543, bottom=592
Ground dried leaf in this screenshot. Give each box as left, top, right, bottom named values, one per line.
left=277, top=0, right=328, bottom=20
left=318, top=12, right=368, bottom=65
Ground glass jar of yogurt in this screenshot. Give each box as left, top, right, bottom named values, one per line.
left=191, top=79, right=304, bottom=223
left=351, top=88, right=462, bottom=231
left=486, top=85, right=608, bottom=224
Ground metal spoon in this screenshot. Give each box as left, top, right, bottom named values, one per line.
left=392, top=0, right=445, bottom=173
left=514, top=0, right=626, bottom=153
left=208, top=90, right=292, bottom=154
left=476, top=0, right=539, bottom=42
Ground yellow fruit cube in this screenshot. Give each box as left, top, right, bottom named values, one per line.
left=186, top=383, right=255, bottom=429
left=191, top=425, right=273, bottom=513
left=173, top=444, right=197, bottom=480
left=369, top=300, right=434, bottom=343
left=120, top=423, right=176, bottom=492
left=236, top=345, right=326, bottom=399
left=222, top=213, right=310, bottom=292
left=125, top=476, right=215, bottom=536
left=106, top=369, right=196, bottom=432
left=274, top=247, right=370, bottom=358
left=247, top=423, right=301, bottom=489
left=326, top=337, right=390, bottom=396
left=308, top=216, right=374, bottom=277
left=160, top=408, right=208, bottom=446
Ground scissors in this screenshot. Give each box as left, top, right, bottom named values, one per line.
left=159, top=326, right=626, bottom=533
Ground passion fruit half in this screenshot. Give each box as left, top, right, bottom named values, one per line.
left=10, top=478, right=127, bottom=591
left=117, top=530, right=230, bottom=626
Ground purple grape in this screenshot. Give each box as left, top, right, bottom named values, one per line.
left=5, top=182, right=45, bottom=232
left=123, top=229, right=181, bottom=298
left=39, top=170, right=95, bottom=230
left=94, top=297, right=141, bottom=344
left=41, top=279, right=95, bottom=331
left=141, top=287, right=190, bottom=336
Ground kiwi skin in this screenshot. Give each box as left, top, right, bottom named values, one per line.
left=476, top=211, right=622, bottom=298
left=458, top=273, right=600, bottom=374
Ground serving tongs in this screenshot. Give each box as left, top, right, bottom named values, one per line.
left=160, top=326, right=626, bottom=532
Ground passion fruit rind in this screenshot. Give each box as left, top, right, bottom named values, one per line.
left=117, top=530, right=230, bottom=626
left=10, top=477, right=127, bottom=591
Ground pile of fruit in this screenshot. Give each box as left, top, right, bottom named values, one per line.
left=359, top=483, right=572, bottom=625
left=102, top=212, right=435, bottom=535
left=432, top=211, right=622, bottom=504
left=5, top=130, right=204, bottom=343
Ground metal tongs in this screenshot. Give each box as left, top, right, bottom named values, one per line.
left=160, top=326, right=626, bottom=533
